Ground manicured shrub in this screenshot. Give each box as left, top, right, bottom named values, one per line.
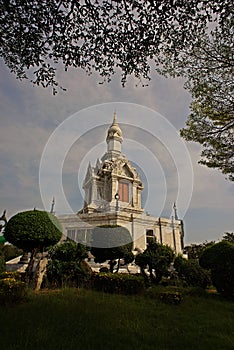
left=4, top=210, right=62, bottom=251
left=0, top=271, right=22, bottom=280
left=0, top=244, right=23, bottom=262
left=199, top=241, right=234, bottom=297
left=46, top=241, right=91, bottom=288
left=4, top=210, right=62, bottom=288
left=46, top=260, right=91, bottom=288
left=173, top=255, right=185, bottom=271
left=91, top=273, right=145, bottom=295
left=0, top=272, right=27, bottom=304
left=135, top=241, right=174, bottom=285
left=174, top=256, right=211, bottom=288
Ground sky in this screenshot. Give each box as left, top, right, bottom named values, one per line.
left=0, top=60, right=233, bottom=245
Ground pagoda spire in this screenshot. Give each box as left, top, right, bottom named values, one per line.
left=113, top=111, right=117, bottom=124
left=104, top=112, right=123, bottom=158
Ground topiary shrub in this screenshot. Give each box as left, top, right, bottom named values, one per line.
left=0, top=272, right=27, bottom=305
left=135, top=241, right=174, bottom=285
left=174, top=256, right=211, bottom=288
left=4, top=210, right=62, bottom=288
left=91, top=273, right=145, bottom=295
left=4, top=210, right=62, bottom=251
left=0, top=244, right=23, bottom=262
left=199, top=241, right=234, bottom=297
left=0, top=271, right=22, bottom=280
left=46, top=241, right=91, bottom=288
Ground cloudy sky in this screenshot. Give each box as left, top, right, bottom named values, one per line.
left=0, top=59, right=233, bottom=245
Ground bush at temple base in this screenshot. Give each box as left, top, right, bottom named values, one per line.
left=46, top=240, right=91, bottom=288
left=0, top=272, right=27, bottom=304
left=199, top=241, right=234, bottom=297
left=91, top=273, right=145, bottom=295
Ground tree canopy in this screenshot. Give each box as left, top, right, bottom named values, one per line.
left=47, top=240, right=91, bottom=287
left=222, top=232, right=234, bottom=244
left=199, top=241, right=234, bottom=297
left=135, top=241, right=174, bottom=285
left=49, top=240, right=88, bottom=263
left=4, top=210, right=62, bottom=287
left=184, top=241, right=215, bottom=260
left=1, top=0, right=233, bottom=179
left=0, top=1, right=231, bottom=89
left=179, top=16, right=234, bottom=181
left=174, top=255, right=211, bottom=289
left=4, top=209, right=62, bottom=252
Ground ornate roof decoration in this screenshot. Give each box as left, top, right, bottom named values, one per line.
left=106, top=112, right=123, bottom=141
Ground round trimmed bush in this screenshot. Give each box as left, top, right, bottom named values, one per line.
left=91, top=273, right=145, bottom=295
left=46, top=241, right=90, bottom=288
left=174, top=256, right=211, bottom=289
left=199, top=241, right=234, bottom=296
left=4, top=210, right=62, bottom=251
left=0, top=272, right=27, bottom=304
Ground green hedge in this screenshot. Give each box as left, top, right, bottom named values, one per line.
left=174, top=256, right=211, bottom=289
left=0, top=272, right=27, bottom=305
left=91, top=273, right=145, bottom=295
left=199, top=241, right=234, bottom=297
left=45, top=260, right=91, bottom=288
left=0, top=244, right=23, bottom=262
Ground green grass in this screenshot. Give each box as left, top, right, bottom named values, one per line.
left=0, top=288, right=234, bottom=350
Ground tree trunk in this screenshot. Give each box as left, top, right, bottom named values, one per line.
left=35, top=257, right=48, bottom=291
left=25, top=250, right=48, bottom=290
left=25, top=248, right=38, bottom=287
left=115, top=258, right=121, bottom=273
left=109, top=259, right=116, bottom=273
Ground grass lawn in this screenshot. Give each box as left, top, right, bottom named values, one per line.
left=0, top=288, right=233, bottom=350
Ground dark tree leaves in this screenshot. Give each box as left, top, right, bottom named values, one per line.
left=0, top=0, right=230, bottom=90
left=0, top=1, right=233, bottom=179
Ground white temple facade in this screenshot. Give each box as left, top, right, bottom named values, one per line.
left=59, top=113, right=184, bottom=254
